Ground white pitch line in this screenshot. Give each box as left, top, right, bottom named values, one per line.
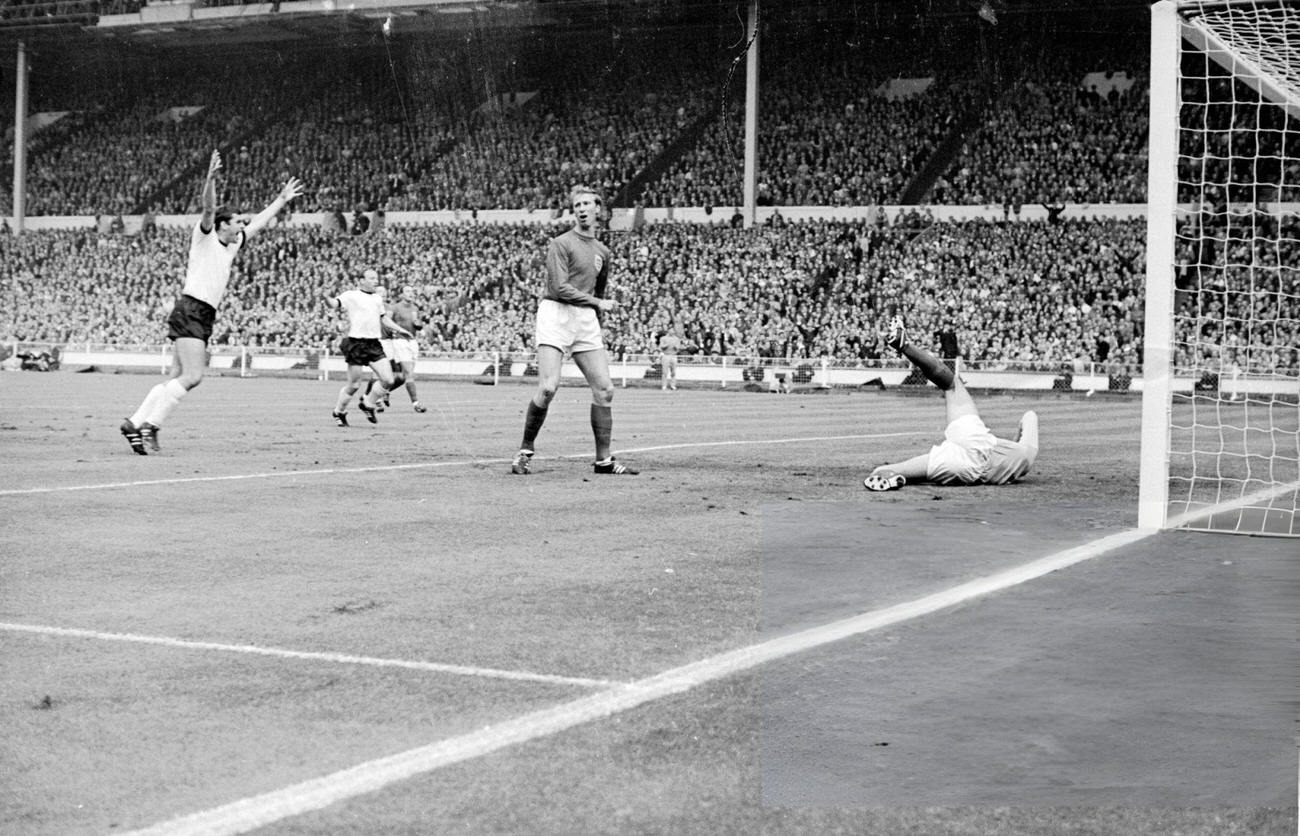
left=618, top=432, right=917, bottom=455
left=0, top=460, right=485, bottom=496
left=123, top=527, right=1153, bottom=836
left=0, top=433, right=918, bottom=496
left=0, top=622, right=616, bottom=689
left=1165, top=479, right=1300, bottom=531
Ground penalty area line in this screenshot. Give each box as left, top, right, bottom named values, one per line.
left=0, top=433, right=918, bottom=496
left=122, top=527, right=1153, bottom=836
left=0, top=622, right=616, bottom=689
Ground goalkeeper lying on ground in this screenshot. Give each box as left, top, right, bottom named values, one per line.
left=864, top=315, right=1039, bottom=491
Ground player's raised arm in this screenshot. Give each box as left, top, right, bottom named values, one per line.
left=245, top=176, right=304, bottom=240
left=199, top=149, right=221, bottom=233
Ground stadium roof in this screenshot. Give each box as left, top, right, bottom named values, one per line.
left=0, top=0, right=1154, bottom=54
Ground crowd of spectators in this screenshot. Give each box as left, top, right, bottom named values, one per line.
left=1, top=10, right=1295, bottom=382
left=3, top=12, right=1169, bottom=217
left=0, top=212, right=1203, bottom=371
left=934, top=28, right=1151, bottom=207
left=1175, top=207, right=1300, bottom=377
left=934, top=73, right=1148, bottom=205
left=638, top=24, right=984, bottom=209
left=1179, top=74, right=1300, bottom=206
left=6, top=209, right=1296, bottom=376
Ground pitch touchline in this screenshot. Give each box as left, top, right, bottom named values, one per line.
left=0, top=622, right=616, bottom=689
left=123, top=527, right=1153, bottom=836
left=0, top=433, right=918, bottom=496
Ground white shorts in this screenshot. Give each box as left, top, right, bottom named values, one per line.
left=385, top=338, right=418, bottom=365
left=927, top=414, right=997, bottom=485
left=535, top=299, right=603, bottom=354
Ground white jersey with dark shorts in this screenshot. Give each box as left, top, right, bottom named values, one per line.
left=167, top=221, right=244, bottom=344
left=167, top=295, right=217, bottom=343
left=335, top=288, right=388, bottom=367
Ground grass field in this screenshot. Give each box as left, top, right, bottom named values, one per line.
left=1, top=371, right=1295, bottom=835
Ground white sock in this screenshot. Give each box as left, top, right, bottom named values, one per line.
left=130, top=383, right=168, bottom=427
left=362, top=382, right=388, bottom=408
left=335, top=386, right=355, bottom=414
left=144, top=379, right=188, bottom=427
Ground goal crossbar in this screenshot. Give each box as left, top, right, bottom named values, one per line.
left=1179, top=8, right=1300, bottom=119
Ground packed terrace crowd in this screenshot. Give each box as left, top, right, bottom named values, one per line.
left=1, top=13, right=1160, bottom=216
left=4, top=209, right=1295, bottom=375
left=1, top=10, right=1295, bottom=377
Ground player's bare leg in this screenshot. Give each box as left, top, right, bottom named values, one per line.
left=574, top=348, right=637, bottom=475
left=510, top=345, right=564, bottom=474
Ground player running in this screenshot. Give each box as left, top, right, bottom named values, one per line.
left=864, top=315, right=1038, bottom=491
left=366, top=284, right=427, bottom=413
left=330, top=269, right=414, bottom=426
left=119, top=149, right=302, bottom=455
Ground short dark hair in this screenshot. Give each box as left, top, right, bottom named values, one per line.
left=213, top=206, right=235, bottom=229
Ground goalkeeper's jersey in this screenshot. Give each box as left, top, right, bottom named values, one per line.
left=979, top=439, right=1036, bottom=485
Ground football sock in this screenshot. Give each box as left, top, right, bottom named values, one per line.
left=130, top=383, right=168, bottom=427
left=521, top=400, right=549, bottom=450
left=362, top=381, right=391, bottom=408
left=901, top=345, right=956, bottom=390
left=335, top=385, right=355, bottom=414
left=145, top=378, right=189, bottom=427
left=591, top=403, right=613, bottom=461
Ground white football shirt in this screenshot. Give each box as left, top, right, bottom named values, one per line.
left=182, top=221, right=243, bottom=308
left=335, top=289, right=386, bottom=339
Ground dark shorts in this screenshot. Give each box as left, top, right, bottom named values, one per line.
left=166, top=294, right=216, bottom=343
left=340, top=337, right=387, bottom=367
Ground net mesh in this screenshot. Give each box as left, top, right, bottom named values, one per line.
left=1169, top=0, right=1300, bottom=535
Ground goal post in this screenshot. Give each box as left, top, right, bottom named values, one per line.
left=1140, top=0, right=1300, bottom=536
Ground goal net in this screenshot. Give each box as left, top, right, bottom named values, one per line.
left=1140, top=0, right=1300, bottom=536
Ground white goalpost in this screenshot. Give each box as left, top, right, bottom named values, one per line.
left=1140, top=0, right=1300, bottom=536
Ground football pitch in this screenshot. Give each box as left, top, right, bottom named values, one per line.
left=1, top=372, right=1295, bottom=835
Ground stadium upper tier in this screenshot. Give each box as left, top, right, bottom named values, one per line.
left=0, top=10, right=1176, bottom=216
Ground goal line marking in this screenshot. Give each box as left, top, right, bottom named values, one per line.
left=1164, top=479, right=1300, bottom=532
left=122, top=527, right=1153, bottom=836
